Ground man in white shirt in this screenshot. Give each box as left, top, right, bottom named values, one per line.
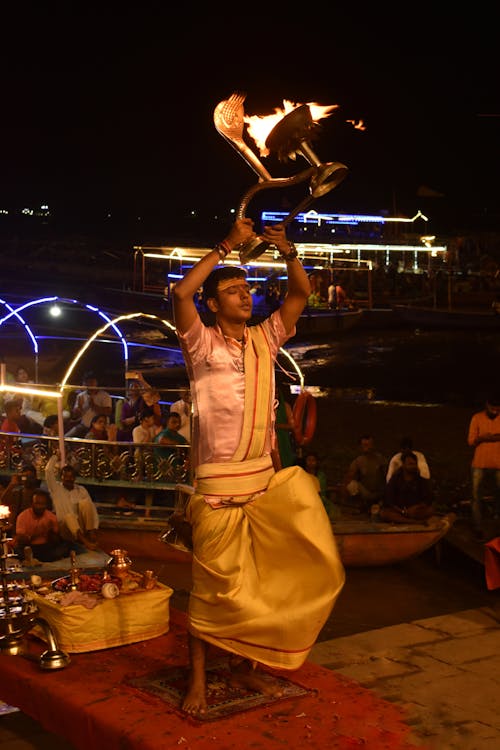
left=386, top=436, right=430, bottom=482
left=44, top=453, right=100, bottom=550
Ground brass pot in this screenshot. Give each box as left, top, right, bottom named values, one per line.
left=106, top=549, right=132, bottom=578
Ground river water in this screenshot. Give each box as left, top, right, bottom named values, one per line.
left=285, top=325, right=500, bottom=409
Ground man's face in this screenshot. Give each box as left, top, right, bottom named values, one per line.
left=85, top=378, right=98, bottom=394
left=211, top=280, right=253, bottom=322
left=168, top=416, right=181, bottom=432
left=360, top=437, right=374, bottom=453
left=403, top=457, right=419, bottom=475
left=16, top=368, right=29, bottom=383
left=486, top=401, right=500, bottom=418
left=61, top=469, right=75, bottom=490
left=32, top=493, right=48, bottom=516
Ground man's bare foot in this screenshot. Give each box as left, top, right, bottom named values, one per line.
left=182, top=674, right=207, bottom=715
left=228, top=658, right=283, bottom=697
left=182, top=634, right=208, bottom=715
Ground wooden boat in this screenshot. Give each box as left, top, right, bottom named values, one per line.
left=331, top=513, right=456, bottom=567
left=393, top=304, right=500, bottom=329
left=93, top=507, right=456, bottom=569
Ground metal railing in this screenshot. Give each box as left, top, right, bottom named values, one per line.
left=0, top=431, right=191, bottom=487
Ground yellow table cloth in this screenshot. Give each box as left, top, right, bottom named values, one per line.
left=31, top=583, right=173, bottom=653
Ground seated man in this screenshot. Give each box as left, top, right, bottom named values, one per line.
left=379, top=450, right=435, bottom=524
left=44, top=453, right=100, bottom=550
left=343, top=434, right=387, bottom=510
left=10, top=488, right=71, bottom=562
left=386, top=436, right=430, bottom=482
left=0, top=463, right=41, bottom=529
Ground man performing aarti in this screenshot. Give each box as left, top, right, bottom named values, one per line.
left=172, top=216, right=345, bottom=715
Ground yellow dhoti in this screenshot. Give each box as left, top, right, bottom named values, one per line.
left=185, top=465, right=345, bottom=670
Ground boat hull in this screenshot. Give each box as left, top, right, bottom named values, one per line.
left=96, top=513, right=455, bottom=568
left=332, top=515, right=454, bottom=567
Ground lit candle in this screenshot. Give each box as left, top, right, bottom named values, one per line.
left=0, top=505, right=10, bottom=519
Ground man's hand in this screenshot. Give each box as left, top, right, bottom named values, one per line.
left=262, top=223, right=290, bottom=256
left=223, top=218, right=256, bottom=251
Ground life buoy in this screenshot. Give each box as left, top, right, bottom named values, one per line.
left=292, top=390, right=317, bottom=446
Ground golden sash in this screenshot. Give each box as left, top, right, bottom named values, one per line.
left=233, top=323, right=274, bottom=462
left=195, top=455, right=275, bottom=504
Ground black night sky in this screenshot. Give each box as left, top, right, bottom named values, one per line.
left=1, top=5, right=499, bottom=241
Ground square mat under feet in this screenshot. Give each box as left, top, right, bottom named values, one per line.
left=126, top=658, right=311, bottom=721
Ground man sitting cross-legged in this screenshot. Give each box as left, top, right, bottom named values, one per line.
left=10, top=488, right=71, bottom=563
left=379, top=450, right=435, bottom=524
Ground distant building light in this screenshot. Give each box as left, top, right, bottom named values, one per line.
left=261, top=209, right=429, bottom=226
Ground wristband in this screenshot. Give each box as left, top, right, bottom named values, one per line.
left=214, top=240, right=232, bottom=262
left=278, top=242, right=298, bottom=262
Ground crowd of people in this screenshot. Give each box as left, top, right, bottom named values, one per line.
left=0, top=364, right=194, bottom=563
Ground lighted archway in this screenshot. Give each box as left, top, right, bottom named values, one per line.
left=59, top=312, right=177, bottom=391
left=0, top=296, right=128, bottom=381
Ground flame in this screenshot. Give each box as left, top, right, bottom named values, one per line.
left=244, top=100, right=338, bottom=157
left=346, top=119, right=366, bottom=131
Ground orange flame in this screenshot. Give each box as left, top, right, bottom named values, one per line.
left=244, top=100, right=339, bottom=157
left=346, top=119, right=366, bottom=131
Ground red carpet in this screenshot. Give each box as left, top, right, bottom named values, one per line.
left=0, top=609, right=425, bottom=750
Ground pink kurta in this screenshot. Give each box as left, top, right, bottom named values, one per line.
left=178, top=311, right=292, bottom=471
